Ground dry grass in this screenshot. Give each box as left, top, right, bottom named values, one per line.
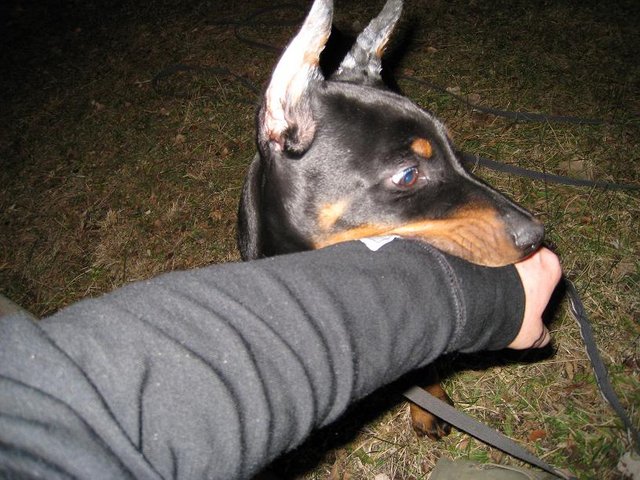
left=1, top=0, right=638, bottom=478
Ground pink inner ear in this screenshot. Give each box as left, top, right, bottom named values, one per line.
left=263, top=0, right=332, bottom=146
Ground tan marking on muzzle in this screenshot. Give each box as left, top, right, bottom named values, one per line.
left=314, top=207, right=524, bottom=267
left=314, top=225, right=391, bottom=247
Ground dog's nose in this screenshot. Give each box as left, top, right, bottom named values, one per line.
left=511, top=217, right=545, bottom=253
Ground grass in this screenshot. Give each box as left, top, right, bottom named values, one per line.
left=1, top=0, right=638, bottom=478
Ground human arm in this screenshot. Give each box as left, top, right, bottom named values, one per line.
left=0, top=239, right=544, bottom=480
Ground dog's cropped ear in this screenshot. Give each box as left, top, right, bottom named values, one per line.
left=331, top=0, right=402, bottom=86
left=237, top=154, right=264, bottom=260
left=259, top=0, right=333, bottom=155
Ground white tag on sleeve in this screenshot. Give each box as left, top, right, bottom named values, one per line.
left=359, top=235, right=399, bottom=252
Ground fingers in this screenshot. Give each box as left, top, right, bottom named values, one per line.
left=531, top=325, right=551, bottom=349
left=508, top=248, right=562, bottom=350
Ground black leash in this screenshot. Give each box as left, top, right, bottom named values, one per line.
left=565, top=279, right=640, bottom=451
left=403, top=386, right=576, bottom=480
left=399, top=75, right=606, bottom=126
left=461, top=152, right=640, bottom=192
left=404, top=278, right=640, bottom=479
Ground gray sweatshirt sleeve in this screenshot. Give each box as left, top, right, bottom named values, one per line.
left=0, top=239, right=524, bottom=480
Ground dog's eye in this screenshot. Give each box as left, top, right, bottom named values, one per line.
left=391, top=166, right=420, bottom=188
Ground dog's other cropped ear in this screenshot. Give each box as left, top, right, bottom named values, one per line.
left=237, top=154, right=264, bottom=260
left=331, top=0, right=402, bottom=86
left=259, top=0, right=333, bottom=155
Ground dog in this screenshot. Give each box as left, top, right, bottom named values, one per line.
left=237, top=0, right=544, bottom=440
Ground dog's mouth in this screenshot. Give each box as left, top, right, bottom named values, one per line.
left=313, top=206, right=544, bottom=267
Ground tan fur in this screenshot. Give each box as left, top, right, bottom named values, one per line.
left=410, top=138, right=433, bottom=158
left=314, top=206, right=521, bottom=267
left=317, top=200, right=349, bottom=231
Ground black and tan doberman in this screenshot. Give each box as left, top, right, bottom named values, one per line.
left=237, top=0, right=543, bottom=440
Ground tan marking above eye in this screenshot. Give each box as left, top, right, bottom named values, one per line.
left=411, top=138, right=433, bottom=158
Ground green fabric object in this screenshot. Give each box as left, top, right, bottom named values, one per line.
left=430, top=458, right=557, bottom=480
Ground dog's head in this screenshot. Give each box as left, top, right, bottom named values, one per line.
left=238, top=0, right=544, bottom=266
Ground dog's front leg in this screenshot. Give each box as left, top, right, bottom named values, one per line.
left=408, top=367, right=453, bottom=440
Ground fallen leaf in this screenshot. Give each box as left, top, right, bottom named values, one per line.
left=564, top=361, right=576, bottom=380
left=611, top=259, right=636, bottom=281
left=467, top=93, right=481, bottom=104
left=490, top=449, right=504, bottom=463
left=91, top=100, right=105, bottom=111
left=623, top=355, right=640, bottom=370
left=617, top=452, right=640, bottom=478
left=563, top=382, right=586, bottom=393
left=528, top=429, right=547, bottom=441
left=558, top=159, right=592, bottom=180
left=471, top=110, right=494, bottom=126
left=563, top=437, right=580, bottom=462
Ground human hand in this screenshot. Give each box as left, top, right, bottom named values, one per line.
left=508, top=248, right=562, bottom=350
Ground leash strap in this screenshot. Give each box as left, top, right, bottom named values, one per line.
left=399, top=75, right=604, bottom=126
left=565, top=279, right=640, bottom=452
left=461, top=153, right=640, bottom=192
left=402, top=386, right=576, bottom=480
left=404, top=278, right=640, bottom=479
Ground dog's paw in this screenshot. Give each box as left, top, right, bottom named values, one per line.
left=409, top=404, right=452, bottom=440
left=409, top=383, right=454, bottom=440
